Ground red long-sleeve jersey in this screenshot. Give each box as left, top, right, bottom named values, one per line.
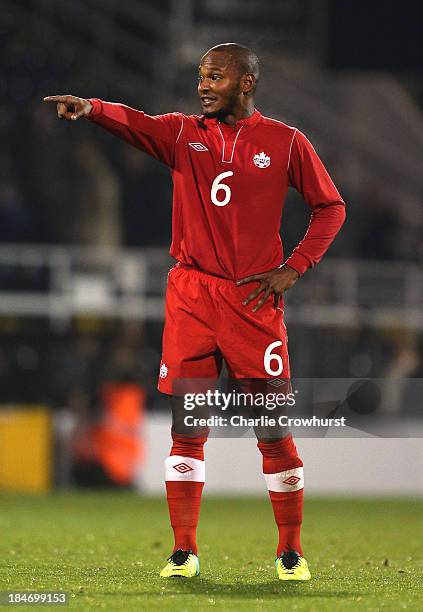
left=88, top=100, right=346, bottom=279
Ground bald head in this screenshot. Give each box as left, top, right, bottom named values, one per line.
left=198, top=42, right=259, bottom=121
left=202, top=43, right=259, bottom=90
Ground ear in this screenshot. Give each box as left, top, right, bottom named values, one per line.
left=242, top=74, right=255, bottom=95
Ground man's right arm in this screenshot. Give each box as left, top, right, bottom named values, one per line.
left=43, top=95, right=183, bottom=168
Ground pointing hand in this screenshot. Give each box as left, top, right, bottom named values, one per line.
left=43, top=95, right=92, bottom=121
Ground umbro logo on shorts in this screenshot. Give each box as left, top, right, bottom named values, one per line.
left=268, top=378, right=284, bottom=387
left=189, top=142, right=209, bottom=152
left=160, top=363, right=168, bottom=378
left=173, top=463, right=193, bottom=474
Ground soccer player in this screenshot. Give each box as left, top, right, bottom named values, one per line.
left=44, top=42, right=346, bottom=581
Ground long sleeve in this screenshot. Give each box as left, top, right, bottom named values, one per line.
left=284, top=130, right=346, bottom=275
left=87, top=99, right=184, bottom=168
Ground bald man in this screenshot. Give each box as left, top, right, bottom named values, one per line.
left=44, top=43, right=346, bottom=581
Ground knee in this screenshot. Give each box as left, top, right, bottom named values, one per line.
left=170, top=394, right=210, bottom=437
left=170, top=429, right=209, bottom=461
left=257, top=434, right=303, bottom=470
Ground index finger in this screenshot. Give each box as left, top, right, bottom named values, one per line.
left=43, top=95, right=71, bottom=103
left=236, top=273, right=265, bottom=286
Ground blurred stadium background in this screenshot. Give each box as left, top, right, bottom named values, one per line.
left=1, top=0, right=422, bottom=495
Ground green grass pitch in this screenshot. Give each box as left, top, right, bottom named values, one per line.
left=0, top=493, right=422, bottom=611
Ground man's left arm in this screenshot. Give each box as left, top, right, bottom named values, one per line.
left=283, top=129, right=346, bottom=276
left=237, top=129, right=346, bottom=311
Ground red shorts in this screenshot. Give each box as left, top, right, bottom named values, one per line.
left=157, top=264, right=290, bottom=395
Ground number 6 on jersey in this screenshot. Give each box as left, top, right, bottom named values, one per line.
left=211, top=171, right=233, bottom=206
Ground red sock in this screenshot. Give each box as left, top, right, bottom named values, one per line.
left=257, top=435, right=304, bottom=557
left=165, top=430, right=208, bottom=555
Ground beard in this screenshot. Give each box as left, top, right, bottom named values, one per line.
left=201, top=86, right=242, bottom=119
left=203, top=107, right=227, bottom=119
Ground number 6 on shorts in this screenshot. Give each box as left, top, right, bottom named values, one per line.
left=264, top=340, right=284, bottom=376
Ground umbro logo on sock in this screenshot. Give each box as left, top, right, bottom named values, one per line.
left=283, top=476, right=301, bottom=486
left=173, top=463, right=194, bottom=474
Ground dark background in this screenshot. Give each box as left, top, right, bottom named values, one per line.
left=1, top=0, right=422, bottom=414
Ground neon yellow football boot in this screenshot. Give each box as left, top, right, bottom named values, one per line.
left=276, top=550, right=311, bottom=581
left=160, top=549, right=200, bottom=578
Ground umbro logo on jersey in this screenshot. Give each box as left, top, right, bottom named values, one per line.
left=253, top=151, right=271, bottom=168
left=189, top=142, right=209, bottom=152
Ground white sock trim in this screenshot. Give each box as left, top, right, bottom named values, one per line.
left=264, top=467, right=304, bottom=492
left=165, top=455, right=205, bottom=482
